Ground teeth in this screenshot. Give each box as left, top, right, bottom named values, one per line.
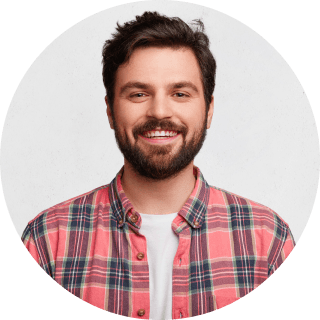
left=143, top=131, right=178, bottom=138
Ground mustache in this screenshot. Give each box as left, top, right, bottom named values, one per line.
left=132, top=119, right=188, bottom=139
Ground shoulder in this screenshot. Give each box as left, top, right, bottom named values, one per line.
left=207, top=185, right=290, bottom=231
left=26, top=183, right=111, bottom=229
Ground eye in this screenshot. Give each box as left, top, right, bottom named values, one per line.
left=130, top=93, right=146, bottom=98
left=128, top=92, right=149, bottom=103
left=173, top=92, right=189, bottom=98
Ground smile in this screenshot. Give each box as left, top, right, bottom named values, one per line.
left=143, top=130, right=178, bottom=138
left=139, top=130, right=180, bottom=144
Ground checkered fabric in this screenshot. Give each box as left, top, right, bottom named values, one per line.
left=22, top=166, right=295, bottom=318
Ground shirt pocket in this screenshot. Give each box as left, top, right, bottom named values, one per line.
left=207, top=295, right=240, bottom=312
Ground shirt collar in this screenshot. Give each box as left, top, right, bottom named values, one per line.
left=109, top=166, right=210, bottom=231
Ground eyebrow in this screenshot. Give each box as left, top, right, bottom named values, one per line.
left=119, top=80, right=200, bottom=95
left=169, top=81, right=199, bottom=93
left=119, top=81, right=151, bottom=95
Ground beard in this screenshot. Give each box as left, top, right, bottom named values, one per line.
left=112, top=115, right=207, bottom=180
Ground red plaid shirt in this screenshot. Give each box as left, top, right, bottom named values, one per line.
left=22, top=166, right=295, bottom=318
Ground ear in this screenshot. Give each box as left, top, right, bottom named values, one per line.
left=105, top=96, right=114, bottom=129
left=206, top=95, right=214, bottom=129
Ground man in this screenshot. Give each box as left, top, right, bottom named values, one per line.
left=22, top=11, right=295, bottom=319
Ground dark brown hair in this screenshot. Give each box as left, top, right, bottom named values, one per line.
left=102, top=11, right=216, bottom=112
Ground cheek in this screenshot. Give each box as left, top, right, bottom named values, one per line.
left=113, top=104, right=132, bottom=128
left=113, top=107, right=142, bottom=139
left=180, top=111, right=205, bottom=130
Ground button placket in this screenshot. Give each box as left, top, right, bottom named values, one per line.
left=125, top=209, right=149, bottom=319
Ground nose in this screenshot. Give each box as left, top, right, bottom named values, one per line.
left=146, top=93, right=173, bottom=120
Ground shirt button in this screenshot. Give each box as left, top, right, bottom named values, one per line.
left=119, top=219, right=123, bottom=224
left=137, top=252, right=144, bottom=260
left=137, top=309, right=145, bottom=316
left=131, top=214, right=138, bottom=223
left=194, top=221, right=199, bottom=227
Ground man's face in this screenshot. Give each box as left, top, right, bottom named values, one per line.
left=107, top=46, right=214, bottom=180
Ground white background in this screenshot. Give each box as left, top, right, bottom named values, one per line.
left=1, top=0, right=318, bottom=241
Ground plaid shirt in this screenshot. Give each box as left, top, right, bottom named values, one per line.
left=22, top=166, right=295, bottom=318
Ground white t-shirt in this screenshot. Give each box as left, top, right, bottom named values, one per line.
left=139, top=212, right=179, bottom=320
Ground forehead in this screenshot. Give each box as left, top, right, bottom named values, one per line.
left=114, top=46, right=203, bottom=92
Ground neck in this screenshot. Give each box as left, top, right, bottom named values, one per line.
left=121, top=160, right=196, bottom=215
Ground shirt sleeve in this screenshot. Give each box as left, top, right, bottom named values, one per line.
left=268, top=226, right=295, bottom=276
left=21, top=223, right=41, bottom=265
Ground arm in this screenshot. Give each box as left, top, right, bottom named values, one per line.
left=268, top=226, right=295, bottom=276
left=22, top=223, right=41, bottom=265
